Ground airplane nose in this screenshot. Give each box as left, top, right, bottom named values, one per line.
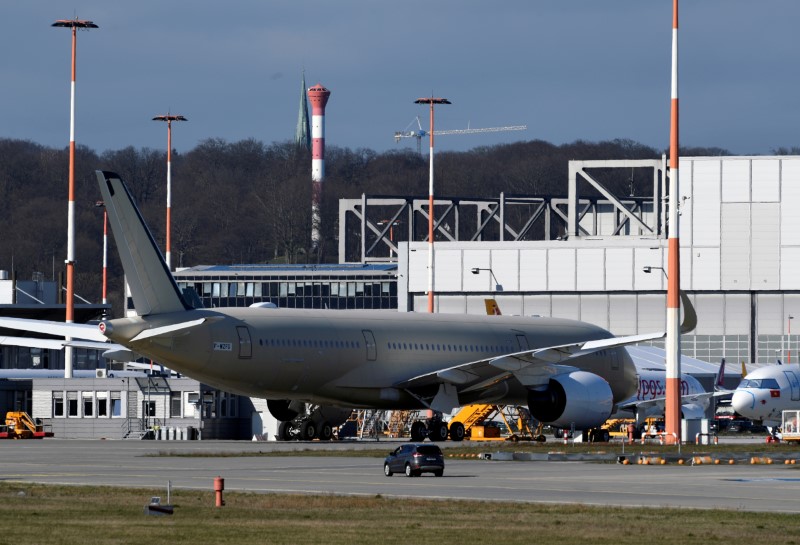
left=731, top=390, right=755, bottom=415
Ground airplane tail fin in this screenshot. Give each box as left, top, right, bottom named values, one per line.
left=715, top=358, right=726, bottom=389
left=741, top=360, right=747, bottom=378
left=484, top=299, right=502, bottom=315
left=96, top=171, right=190, bottom=316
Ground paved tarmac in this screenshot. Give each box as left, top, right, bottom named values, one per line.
left=1, top=439, right=799, bottom=513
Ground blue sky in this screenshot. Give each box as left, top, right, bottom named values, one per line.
left=2, top=1, right=798, bottom=155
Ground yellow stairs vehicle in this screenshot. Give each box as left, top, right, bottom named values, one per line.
left=450, top=404, right=540, bottom=441
left=0, top=412, right=53, bottom=439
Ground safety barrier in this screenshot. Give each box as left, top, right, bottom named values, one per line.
left=695, top=432, right=718, bottom=445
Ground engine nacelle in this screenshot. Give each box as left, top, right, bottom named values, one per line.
left=681, top=403, right=705, bottom=420
left=527, top=371, right=614, bottom=429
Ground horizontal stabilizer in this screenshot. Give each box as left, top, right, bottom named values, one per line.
left=0, top=317, right=107, bottom=342
left=0, top=336, right=65, bottom=350
left=129, top=318, right=207, bottom=342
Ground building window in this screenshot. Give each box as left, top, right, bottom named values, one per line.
left=97, top=397, right=108, bottom=418
left=53, top=393, right=64, bottom=418
left=171, top=392, right=182, bottom=418
left=83, top=394, right=94, bottom=418
left=67, top=392, right=79, bottom=417
left=111, top=392, right=122, bottom=417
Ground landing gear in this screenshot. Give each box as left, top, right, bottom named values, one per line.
left=301, top=420, right=317, bottom=440
left=274, top=404, right=349, bottom=441
left=410, top=421, right=427, bottom=442
left=278, top=421, right=296, bottom=441
left=318, top=421, right=333, bottom=441
left=429, top=421, right=449, bottom=442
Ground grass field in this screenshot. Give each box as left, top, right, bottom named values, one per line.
left=0, top=482, right=798, bottom=545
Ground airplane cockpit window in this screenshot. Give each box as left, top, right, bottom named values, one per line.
left=738, top=378, right=780, bottom=389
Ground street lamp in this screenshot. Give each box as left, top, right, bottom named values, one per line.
left=52, top=17, right=99, bottom=379
left=415, top=96, right=451, bottom=313
left=470, top=267, right=503, bottom=292
left=152, top=113, right=188, bottom=270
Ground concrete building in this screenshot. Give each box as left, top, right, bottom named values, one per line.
left=392, top=156, right=800, bottom=365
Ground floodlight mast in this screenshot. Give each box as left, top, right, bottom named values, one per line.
left=665, top=0, right=682, bottom=445
left=52, top=17, right=98, bottom=379
left=152, top=114, right=188, bottom=270
left=414, top=97, right=451, bottom=313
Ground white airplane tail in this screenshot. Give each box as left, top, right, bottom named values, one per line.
left=96, top=171, right=190, bottom=317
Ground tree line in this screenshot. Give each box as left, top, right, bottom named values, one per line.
left=0, top=136, right=757, bottom=317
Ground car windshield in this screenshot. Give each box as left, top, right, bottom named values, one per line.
left=738, top=378, right=780, bottom=389
left=416, top=446, right=442, bottom=456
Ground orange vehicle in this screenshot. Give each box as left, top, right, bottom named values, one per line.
left=0, top=412, right=53, bottom=439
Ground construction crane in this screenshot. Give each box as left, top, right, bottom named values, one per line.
left=394, top=117, right=527, bottom=154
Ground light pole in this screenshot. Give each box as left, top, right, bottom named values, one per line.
left=152, top=114, right=187, bottom=270
left=789, top=315, right=794, bottom=364
left=52, top=17, right=98, bottom=379
left=470, top=267, right=503, bottom=292
left=415, top=96, right=451, bottom=313
left=665, top=0, right=682, bottom=446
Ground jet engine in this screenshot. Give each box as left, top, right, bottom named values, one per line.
left=527, top=371, right=614, bottom=429
left=680, top=403, right=705, bottom=420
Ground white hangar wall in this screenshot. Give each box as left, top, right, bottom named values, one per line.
left=398, top=156, right=800, bottom=364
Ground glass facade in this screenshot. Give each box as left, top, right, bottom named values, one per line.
left=173, top=265, right=398, bottom=310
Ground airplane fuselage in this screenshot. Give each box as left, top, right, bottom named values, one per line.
left=102, top=307, right=639, bottom=410
left=732, top=365, right=800, bottom=425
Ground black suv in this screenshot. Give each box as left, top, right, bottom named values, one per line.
left=384, top=443, right=444, bottom=477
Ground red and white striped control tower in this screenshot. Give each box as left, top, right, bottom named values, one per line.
left=308, top=83, right=331, bottom=249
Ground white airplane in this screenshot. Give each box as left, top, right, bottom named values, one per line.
left=614, top=358, right=727, bottom=422
left=0, top=171, right=680, bottom=442
left=731, top=363, right=800, bottom=426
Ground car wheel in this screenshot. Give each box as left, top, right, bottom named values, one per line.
left=449, top=421, right=465, bottom=442
left=384, top=463, right=393, bottom=477
left=433, top=470, right=443, bottom=477
left=405, top=463, right=414, bottom=477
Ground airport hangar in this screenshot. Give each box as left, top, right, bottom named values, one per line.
left=2, top=154, right=796, bottom=439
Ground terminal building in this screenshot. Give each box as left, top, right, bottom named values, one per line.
left=1, top=154, right=797, bottom=438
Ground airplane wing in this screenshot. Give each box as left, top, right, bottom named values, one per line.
left=618, top=389, right=730, bottom=415
left=395, top=331, right=665, bottom=394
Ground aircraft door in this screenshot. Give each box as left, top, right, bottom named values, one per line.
left=236, top=326, right=252, bottom=359
left=515, top=334, right=529, bottom=351
left=362, top=330, right=377, bottom=361
left=784, top=370, right=800, bottom=401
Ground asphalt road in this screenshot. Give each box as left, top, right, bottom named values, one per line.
left=1, top=439, right=799, bottom=513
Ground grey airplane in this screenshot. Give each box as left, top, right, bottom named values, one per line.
left=0, top=171, right=667, bottom=442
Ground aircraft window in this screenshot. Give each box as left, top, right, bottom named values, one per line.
left=740, top=378, right=780, bottom=389
left=356, top=341, right=360, bottom=348
left=403, top=343, right=407, bottom=350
